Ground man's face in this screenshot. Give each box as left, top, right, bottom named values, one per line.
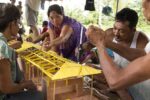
left=142, top=0, right=150, bottom=21
left=113, top=21, right=134, bottom=42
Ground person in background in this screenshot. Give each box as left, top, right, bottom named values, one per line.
left=41, top=20, right=48, bottom=34
left=79, top=42, right=99, bottom=64
left=16, top=1, right=25, bottom=43
left=25, top=0, right=44, bottom=41
left=17, top=1, right=23, bottom=15
left=79, top=41, right=114, bottom=64
left=10, top=0, right=16, bottom=5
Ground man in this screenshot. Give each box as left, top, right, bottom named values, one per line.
left=98, top=8, right=149, bottom=100
left=0, top=4, right=44, bottom=100
left=105, top=8, right=149, bottom=100
left=16, top=1, right=25, bottom=43
left=86, top=5, right=150, bottom=100
left=105, top=8, right=149, bottom=66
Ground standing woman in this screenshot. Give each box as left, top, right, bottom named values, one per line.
left=43, top=4, right=87, bottom=61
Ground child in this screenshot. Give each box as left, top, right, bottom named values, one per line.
left=41, top=20, right=48, bottom=34
left=79, top=41, right=114, bottom=64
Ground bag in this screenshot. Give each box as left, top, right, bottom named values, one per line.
left=85, top=0, right=95, bottom=11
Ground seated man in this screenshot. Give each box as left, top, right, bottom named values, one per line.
left=0, top=4, right=44, bottom=100
left=85, top=6, right=150, bottom=100
left=103, top=8, right=149, bottom=100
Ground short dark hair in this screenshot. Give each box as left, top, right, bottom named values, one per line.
left=0, top=3, right=20, bottom=32
left=115, top=8, right=138, bottom=29
left=47, top=4, right=64, bottom=16
left=42, top=20, right=48, bottom=27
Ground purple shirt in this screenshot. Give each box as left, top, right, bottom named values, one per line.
left=49, top=16, right=87, bottom=61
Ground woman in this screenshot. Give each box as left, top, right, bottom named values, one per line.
left=43, top=4, right=87, bottom=61
left=0, top=4, right=43, bottom=100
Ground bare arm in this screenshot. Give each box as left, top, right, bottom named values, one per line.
left=42, top=28, right=58, bottom=52
left=97, top=44, right=150, bottom=90
left=42, top=25, right=73, bottom=52
left=105, top=41, right=146, bottom=61
left=49, top=25, right=73, bottom=47
left=86, top=25, right=150, bottom=91
left=117, top=90, right=133, bottom=100
left=33, top=32, right=49, bottom=43
left=0, top=59, right=36, bottom=94
left=105, top=30, right=148, bottom=61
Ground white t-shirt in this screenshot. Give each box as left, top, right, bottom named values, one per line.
left=113, top=31, right=140, bottom=68
left=26, top=0, right=41, bottom=11
left=113, top=32, right=150, bottom=100
left=145, top=41, right=150, bottom=53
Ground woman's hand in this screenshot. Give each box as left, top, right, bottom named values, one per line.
left=42, top=37, right=51, bottom=51
left=42, top=37, right=53, bottom=51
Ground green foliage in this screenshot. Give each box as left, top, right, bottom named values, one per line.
left=37, top=11, right=43, bottom=26
left=127, top=0, right=150, bottom=34
left=37, top=0, right=149, bottom=35
left=65, top=8, right=99, bottom=25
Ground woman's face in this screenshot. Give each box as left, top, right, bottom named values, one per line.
left=142, top=0, right=150, bottom=21
left=49, top=11, right=63, bottom=27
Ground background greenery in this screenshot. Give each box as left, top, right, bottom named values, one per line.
left=37, top=0, right=150, bottom=35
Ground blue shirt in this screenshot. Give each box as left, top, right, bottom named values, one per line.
left=0, top=33, right=17, bottom=81
left=0, top=33, right=18, bottom=100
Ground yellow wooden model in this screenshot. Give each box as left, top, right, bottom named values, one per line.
left=17, top=42, right=101, bottom=80
left=17, top=41, right=101, bottom=100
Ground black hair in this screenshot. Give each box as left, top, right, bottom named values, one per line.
left=115, top=8, right=138, bottom=29
left=47, top=4, right=64, bottom=17
left=81, top=41, right=95, bottom=49
left=42, top=20, right=48, bottom=27
left=0, top=3, right=21, bottom=32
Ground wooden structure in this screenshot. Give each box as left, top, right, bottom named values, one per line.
left=17, top=42, right=101, bottom=100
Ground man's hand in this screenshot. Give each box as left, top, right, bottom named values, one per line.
left=85, top=25, right=105, bottom=46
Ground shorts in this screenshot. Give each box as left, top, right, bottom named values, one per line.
left=25, top=4, right=38, bottom=26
